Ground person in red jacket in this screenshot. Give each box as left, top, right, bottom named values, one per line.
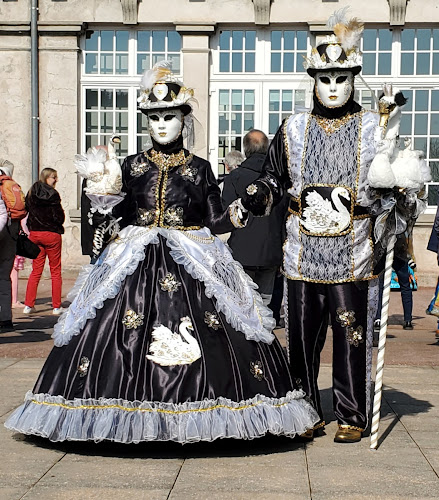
left=23, top=168, right=65, bottom=315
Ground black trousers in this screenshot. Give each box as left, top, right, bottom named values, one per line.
left=286, top=279, right=369, bottom=429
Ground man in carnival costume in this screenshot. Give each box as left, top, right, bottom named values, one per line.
left=240, top=9, right=429, bottom=443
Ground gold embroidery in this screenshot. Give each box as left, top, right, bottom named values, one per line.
left=130, top=160, right=151, bottom=177
left=164, top=207, right=183, bottom=227
left=122, top=309, right=144, bottom=329
left=77, top=357, right=90, bottom=378
left=137, top=208, right=156, bottom=226
left=336, top=308, right=356, bottom=328
left=146, top=149, right=192, bottom=170
left=250, top=360, right=264, bottom=381
left=314, top=111, right=362, bottom=135
left=346, top=325, right=364, bottom=347
left=159, top=273, right=181, bottom=293
left=177, top=164, right=198, bottom=182
left=204, top=311, right=222, bottom=330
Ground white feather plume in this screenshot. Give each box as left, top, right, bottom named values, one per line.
left=327, top=6, right=350, bottom=29
left=327, top=7, right=364, bottom=51
left=140, top=60, right=172, bottom=92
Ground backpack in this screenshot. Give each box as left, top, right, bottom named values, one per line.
left=0, top=175, right=27, bottom=220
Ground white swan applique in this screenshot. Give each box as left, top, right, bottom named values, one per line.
left=301, top=187, right=351, bottom=235
left=146, top=317, right=201, bottom=366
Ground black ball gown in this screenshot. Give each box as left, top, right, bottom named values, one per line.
left=5, top=144, right=318, bottom=443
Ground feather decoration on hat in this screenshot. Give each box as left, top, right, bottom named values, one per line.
left=140, top=60, right=173, bottom=93
left=327, top=7, right=364, bottom=51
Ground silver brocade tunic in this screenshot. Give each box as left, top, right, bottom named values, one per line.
left=282, top=110, right=380, bottom=283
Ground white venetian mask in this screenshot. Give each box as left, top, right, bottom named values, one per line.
left=315, top=71, right=354, bottom=108
left=148, top=109, right=184, bottom=145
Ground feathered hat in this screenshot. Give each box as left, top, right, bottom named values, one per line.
left=137, top=60, right=195, bottom=116
left=304, top=7, right=364, bottom=76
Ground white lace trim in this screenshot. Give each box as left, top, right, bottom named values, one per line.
left=5, top=389, right=319, bottom=444
left=53, top=226, right=275, bottom=347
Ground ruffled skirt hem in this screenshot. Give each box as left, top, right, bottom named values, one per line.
left=5, top=390, right=318, bottom=444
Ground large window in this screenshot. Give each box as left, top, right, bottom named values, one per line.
left=219, top=30, right=256, bottom=73
left=401, top=29, right=439, bottom=76
left=81, top=29, right=182, bottom=157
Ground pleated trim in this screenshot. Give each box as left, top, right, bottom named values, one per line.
left=5, top=390, right=319, bottom=444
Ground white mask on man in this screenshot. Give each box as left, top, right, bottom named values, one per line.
left=148, top=109, right=184, bottom=145
left=315, top=71, right=354, bottom=108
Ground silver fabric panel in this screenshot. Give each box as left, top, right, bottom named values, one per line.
left=285, top=113, right=308, bottom=199
left=283, top=215, right=301, bottom=279
left=352, top=218, right=374, bottom=279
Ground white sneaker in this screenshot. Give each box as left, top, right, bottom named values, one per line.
left=23, top=306, right=36, bottom=314
left=52, top=307, right=67, bottom=316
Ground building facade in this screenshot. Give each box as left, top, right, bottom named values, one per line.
left=0, top=0, right=438, bottom=282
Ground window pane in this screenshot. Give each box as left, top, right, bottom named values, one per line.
left=137, top=112, right=149, bottom=133
left=118, top=135, right=128, bottom=156
left=282, top=91, right=293, bottom=111
left=245, top=31, right=256, bottom=50
left=417, top=29, right=431, bottom=50
left=362, top=53, right=376, bottom=75
left=295, top=90, right=306, bottom=109
left=399, top=114, right=412, bottom=135
left=101, top=90, right=113, bottom=109
left=168, top=31, right=181, bottom=52
left=232, top=31, right=243, bottom=51
left=402, top=90, right=413, bottom=110
left=432, top=91, right=439, bottom=111
left=116, top=31, right=129, bottom=51
left=85, top=31, right=98, bottom=51
left=428, top=185, right=439, bottom=205
left=231, top=114, right=242, bottom=134
left=415, top=90, right=428, bottom=111
left=296, top=53, right=306, bottom=72
left=283, top=53, right=294, bottom=72
left=85, top=54, right=98, bottom=74
left=434, top=30, right=439, bottom=50
left=363, top=29, right=376, bottom=51
left=401, top=29, right=415, bottom=50
left=297, top=31, right=307, bottom=50
left=220, top=53, right=230, bottom=72
left=269, top=114, right=279, bottom=135
left=414, top=137, right=427, bottom=153
left=271, top=31, right=282, bottom=51
left=115, top=112, right=128, bottom=132
left=116, top=54, right=128, bottom=74
left=219, top=31, right=230, bottom=50
left=245, top=53, right=255, bottom=72
left=137, top=31, right=150, bottom=51
left=137, top=54, right=150, bottom=74
left=219, top=90, right=229, bottom=110
left=152, top=53, right=165, bottom=66
left=431, top=115, right=439, bottom=135
left=401, top=53, right=414, bottom=75
left=284, top=31, right=295, bottom=51
left=271, top=52, right=281, bottom=72
left=100, top=54, right=113, bottom=74
left=415, top=114, right=428, bottom=135
left=378, top=29, right=392, bottom=50
left=244, top=91, right=254, bottom=111
left=100, top=112, right=113, bottom=133
left=432, top=140, right=439, bottom=158
left=152, top=31, right=166, bottom=51
left=116, top=90, right=128, bottom=110
left=270, top=90, right=280, bottom=111
left=244, top=113, right=254, bottom=131
left=232, top=52, right=242, bottom=72
left=85, top=112, right=98, bottom=133
left=433, top=54, right=439, bottom=75
left=231, top=90, right=242, bottom=111
left=219, top=114, right=229, bottom=134
left=86, top=135, right=98, bottom=150
left=101, top=31, right=114, bottom=51
left=416, top=53, right=430, bottom=75
left=169, top=54, right=180, bottom=73
left=86, top=89, right=98, bottom=110
left=430, top=162, right=439, bottom=181
left=378, top=53, right=391, bottom=75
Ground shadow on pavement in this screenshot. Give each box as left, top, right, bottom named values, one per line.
left=0, top=330, right=52, bottom=343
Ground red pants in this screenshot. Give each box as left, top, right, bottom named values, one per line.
left=25, top=231, right=62, bottom=308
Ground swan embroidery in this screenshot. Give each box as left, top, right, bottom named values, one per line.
left=300, top=187, right=351, bottom=235
left=146, top=316, right=201, bottom=366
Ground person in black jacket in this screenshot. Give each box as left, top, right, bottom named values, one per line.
left=222, top=129, right=288, bottom=305
left=23, top=168, right=65, bottom=315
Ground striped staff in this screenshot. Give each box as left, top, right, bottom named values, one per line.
left=370, top=233, right=397, bottom=450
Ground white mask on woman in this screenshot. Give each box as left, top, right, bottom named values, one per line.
left=315, top=71, right=354, bottom=108
left=148, top=109, right=184, bottom=145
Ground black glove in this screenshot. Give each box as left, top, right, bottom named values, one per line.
left=241, top=181, right=271, bottom=216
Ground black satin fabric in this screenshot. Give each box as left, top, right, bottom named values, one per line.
left=114, top=150, right=233, bottom=235
left=286, top=280, right=369, bottom=429
left=34, top=235, right=295, bottom=403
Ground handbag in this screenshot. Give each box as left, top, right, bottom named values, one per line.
left=15, top=230, right=41, bottom=259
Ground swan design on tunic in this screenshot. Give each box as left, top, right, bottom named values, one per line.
left=146, top=316, right=201, bottom=366
left=301, top=187, right=351, bottom=235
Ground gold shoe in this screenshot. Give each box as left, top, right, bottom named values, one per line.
left=334, top=424, right=362, bottom=443
left=299, top=428, right=314, bottom=441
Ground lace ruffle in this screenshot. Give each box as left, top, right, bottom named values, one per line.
left=5, top=390, right=319, bottom=444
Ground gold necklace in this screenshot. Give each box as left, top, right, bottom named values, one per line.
left=314, top=112, right=359, bottom=135
left=146, top=149, right=192, bottom=169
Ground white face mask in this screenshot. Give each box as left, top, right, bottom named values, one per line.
left=315, top=71, right=354, bottom=108
left=148, top=109, right=184, bottom=145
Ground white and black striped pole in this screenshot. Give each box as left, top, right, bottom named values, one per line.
left=370, top=233, right=397, bottom=450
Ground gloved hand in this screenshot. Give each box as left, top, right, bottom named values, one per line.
left=241, top=181, right=271, bottom=216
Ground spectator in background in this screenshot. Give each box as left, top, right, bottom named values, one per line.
left=0, top=159, right=24, bottom=332
left=222, top=129, right=287, bottom=306
left=23, top=168, right=65, bottom=316
left=217, top=150, right=245, bottom=188
left=426, top=198, right=439, bottom=340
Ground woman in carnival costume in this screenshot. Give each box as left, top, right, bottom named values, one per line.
left=5, top=62, right=318, bottom=444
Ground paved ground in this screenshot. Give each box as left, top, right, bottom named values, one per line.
left=0, top=277, right=438, bottom=499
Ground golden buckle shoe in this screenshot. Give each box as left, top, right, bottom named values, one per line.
left=334, top=424, right=362, bottom=443
left=298, top=428, right=314, bottom=441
